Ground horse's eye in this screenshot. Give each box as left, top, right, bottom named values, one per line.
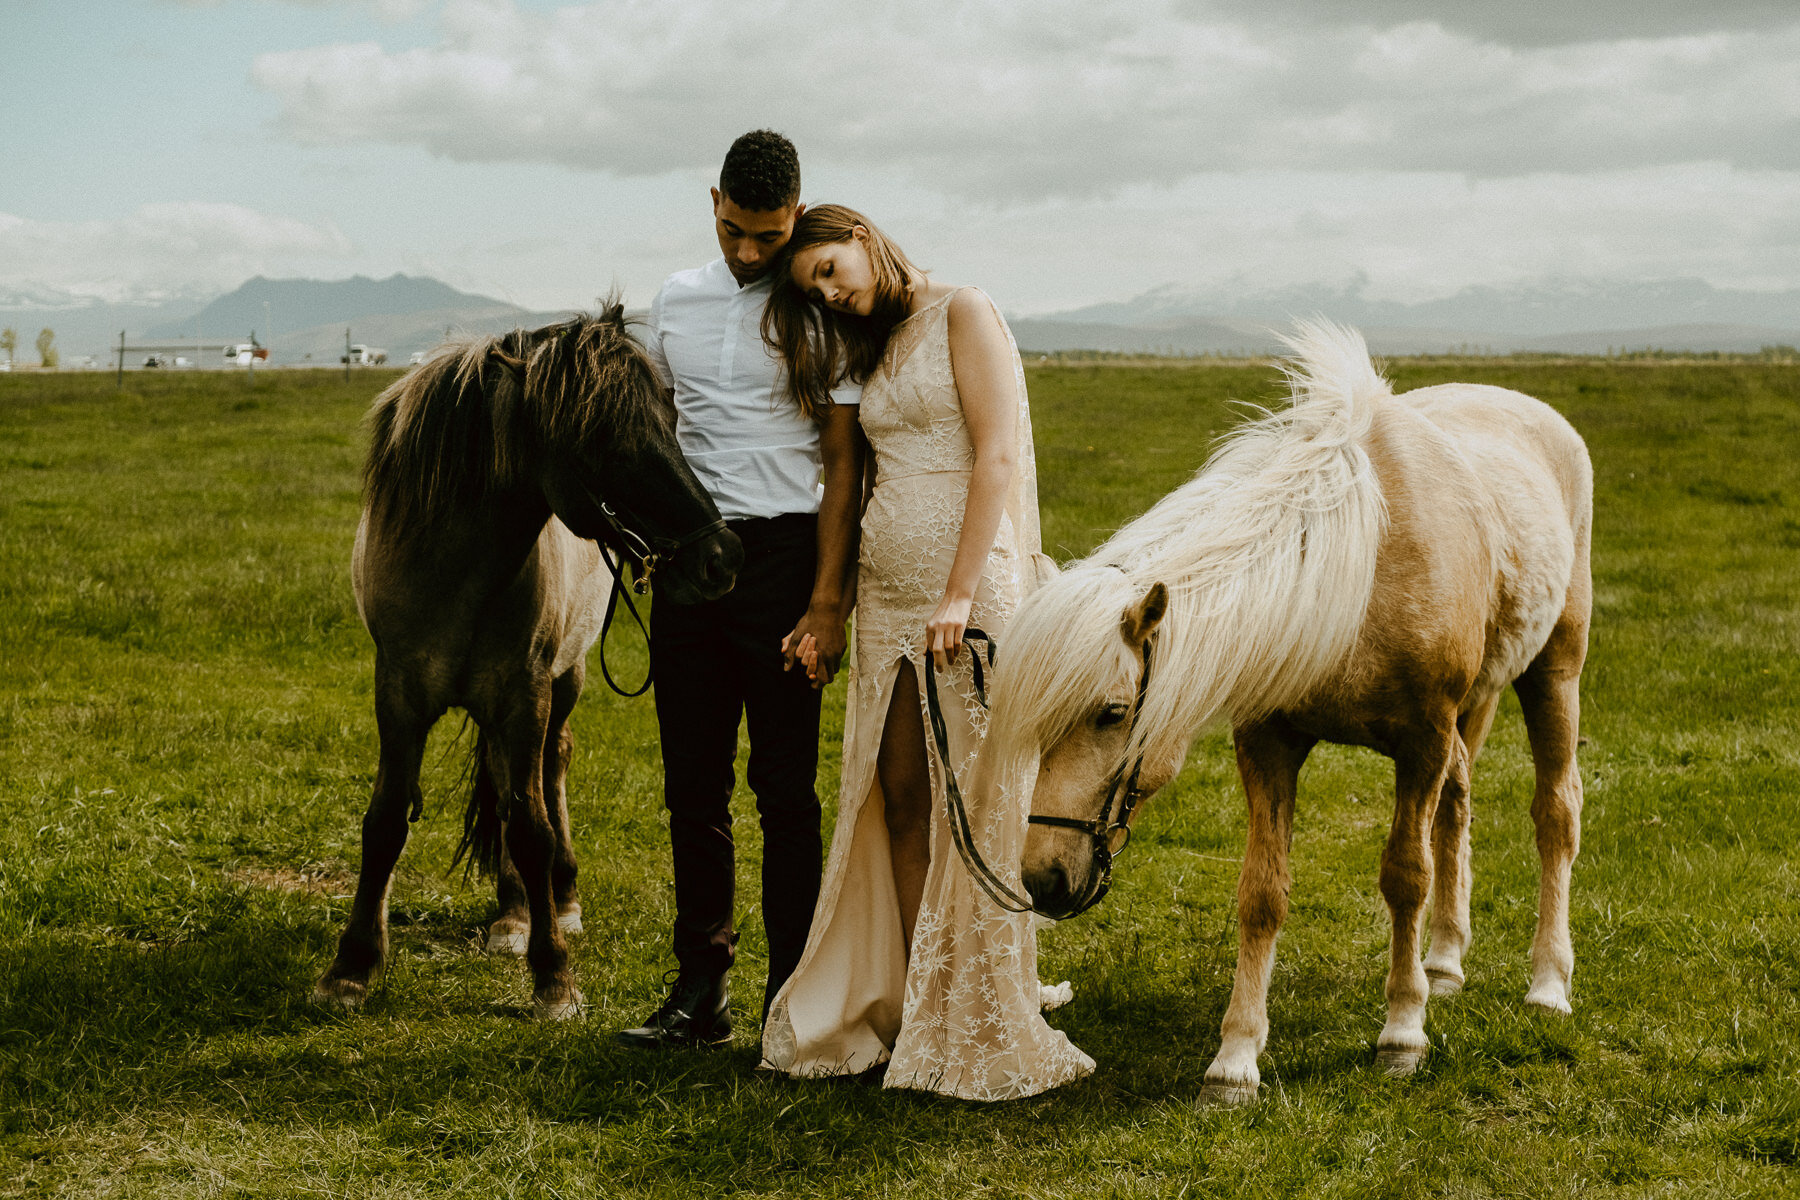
left=1094, top=703, right=1130, bottom=729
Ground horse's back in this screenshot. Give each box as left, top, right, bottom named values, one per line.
left=1395, top=383, right=1592, bottom=535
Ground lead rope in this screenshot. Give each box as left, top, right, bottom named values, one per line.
left=924, top=630, right=1040, bottom=914
left=596, top=549, right=654, bottom=698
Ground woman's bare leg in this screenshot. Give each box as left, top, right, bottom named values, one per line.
left=877, top=664, right=933, bottom=951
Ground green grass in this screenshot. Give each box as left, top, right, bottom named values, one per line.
left=2, top=360, right=1797, bottom=1197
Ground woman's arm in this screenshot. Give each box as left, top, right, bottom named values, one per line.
left=790, top=416, right=874, bottom=685
left=926, top=287, right=1018, bottom=670
left=782, top=404, right=865, bottom=687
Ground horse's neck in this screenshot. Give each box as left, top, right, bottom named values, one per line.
left=371, top=484, right=552, bottom=590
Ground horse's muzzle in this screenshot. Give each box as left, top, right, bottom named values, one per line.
left=664, top=528, right=742, bottom=604
left=1026, top=861, right=1114, bottom=922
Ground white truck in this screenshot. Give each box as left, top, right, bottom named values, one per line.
left=341, top=344, right=389, bottom=366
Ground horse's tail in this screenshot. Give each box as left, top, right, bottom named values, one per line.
left=452, top=728, right=506, bottom=879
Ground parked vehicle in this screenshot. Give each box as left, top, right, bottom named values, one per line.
left=225, top=343, right=271, bottom=366
left=342, top=344, right=389, bottom=366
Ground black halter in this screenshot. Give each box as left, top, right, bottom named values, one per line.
left=927, top=629, right=1155, bottom=920
left=590, top=499, right=728, bottom=697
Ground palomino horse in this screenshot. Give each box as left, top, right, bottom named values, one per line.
left=984, top=321, right=1591, bottom=1101
left=314, top=307, right=742, bottom=1019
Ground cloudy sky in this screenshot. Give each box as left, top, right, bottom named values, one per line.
left=7, top=0, right=1800, bottom=315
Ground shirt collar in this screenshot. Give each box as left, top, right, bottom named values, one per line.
left=710, top=256, right=778, bottom=295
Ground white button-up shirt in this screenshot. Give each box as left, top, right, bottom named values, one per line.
left=642, top=257, right=860, bottom=522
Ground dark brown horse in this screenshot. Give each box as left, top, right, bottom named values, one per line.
left=314, top=306, right=741, bottom=1019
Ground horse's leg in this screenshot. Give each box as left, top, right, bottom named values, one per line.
left=1376, top=714, right=1457, bottom=1075
left=1422, top=688, right=1498, bottom=997
left=491, top=683, right=582, bottom=1019
left=485, top=736, right=530, bottom=956
left=486, top=665, right=583, bottom=954
left=315, top=675, right=436, bottom=1008
left=1513, top=619, right=1586, bottom=1015
left=546, top=663, right=584, bottom=936
left=1200, top=720, right=1313, bottom=1106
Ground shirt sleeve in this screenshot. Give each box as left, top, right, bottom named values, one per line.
left=643, top=282, right=672, bottom=389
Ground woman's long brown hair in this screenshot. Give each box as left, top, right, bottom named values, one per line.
left=762, top=204, right=923, bottom=420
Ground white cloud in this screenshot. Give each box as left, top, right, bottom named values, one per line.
left=0, top=204, right=354, bottom=305
left=170, top=0, right=433, bottom=23
left=249, top=0, right=1800, bottom=200
left=859, top=163, right=1800, bottom=314
left=1193, top=0, right=1800, bottom=47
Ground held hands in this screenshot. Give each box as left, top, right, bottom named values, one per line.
left=926, top=592, right=974, bottom=671
left=781, top=604, right=849, bottom=689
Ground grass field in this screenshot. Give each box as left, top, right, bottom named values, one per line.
left=1, top=358, right=1797, bottom=1197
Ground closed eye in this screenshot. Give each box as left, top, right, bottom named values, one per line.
left=1094, top=703, right=1130, bottom=729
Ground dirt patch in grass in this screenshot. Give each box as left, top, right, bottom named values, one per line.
left=228, top=864, right=355, bottom=897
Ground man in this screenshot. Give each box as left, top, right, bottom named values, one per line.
left=617, top=130, right=862, bottom=1049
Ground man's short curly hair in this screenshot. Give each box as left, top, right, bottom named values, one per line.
left=719, top=130, right=801, bottom=212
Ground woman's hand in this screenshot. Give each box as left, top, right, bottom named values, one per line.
left=926, top=592, right=974, bottom=671
left=780, top=628, right=830, bottom=688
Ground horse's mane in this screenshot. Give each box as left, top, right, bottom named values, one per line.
left=989, top=319, right=1391, bottom=776
left=362, top=302, right=667, bottom=533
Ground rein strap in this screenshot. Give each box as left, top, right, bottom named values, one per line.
left=926, top=627, right=1156, bottom=920
left=925, top=630, right=1039, bottom=914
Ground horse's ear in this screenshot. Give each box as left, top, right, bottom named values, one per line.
left=1120, top=581, right=1168, bottom=646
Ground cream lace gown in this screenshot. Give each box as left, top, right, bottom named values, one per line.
left=761, top=288, right=1094, bottom=1100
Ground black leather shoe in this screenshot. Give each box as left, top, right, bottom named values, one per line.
left=614, top=969, right=732, bottom=1049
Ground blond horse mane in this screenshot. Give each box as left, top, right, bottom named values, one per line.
left=988, top=319, right=1390, bottom=777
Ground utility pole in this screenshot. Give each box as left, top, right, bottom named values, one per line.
left=117, top=330, right=125, bottom=388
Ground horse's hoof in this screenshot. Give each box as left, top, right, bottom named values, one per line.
left=1524, top=987, right=1573, bottom=1015
left=1425, top=967, right=1465, bottom=997
left=312, top=977, right=367, bottom=1011
left=486, top=927, right=528, bottom=956
left=1198, top=1079, right=1259, bottom=1107
left=556, top=907, right=583, bottom=936
left=1375, top=1043, right=1428, bottom=1076
left=534, top=987, right=585, bottom=1021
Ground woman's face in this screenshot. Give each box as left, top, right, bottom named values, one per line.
left=790, top=230, right=877, bottom=317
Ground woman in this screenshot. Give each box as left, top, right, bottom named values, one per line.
left=758, top=206, right=1092, bottom=1100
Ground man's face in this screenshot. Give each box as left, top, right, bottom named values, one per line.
left=712, top=187, right=802, bottom=285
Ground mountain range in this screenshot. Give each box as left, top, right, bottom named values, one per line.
left=1008, top=276, right=1800, bottom=357
left=0, top=275, right=569, bottom=365
left=6, top=272, right=1800, bottom=364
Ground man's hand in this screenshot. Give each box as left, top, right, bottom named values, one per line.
left=782, top=604, right=848, bottom=688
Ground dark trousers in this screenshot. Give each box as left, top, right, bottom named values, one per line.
left=650, top=512, right=824, bottom=1015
